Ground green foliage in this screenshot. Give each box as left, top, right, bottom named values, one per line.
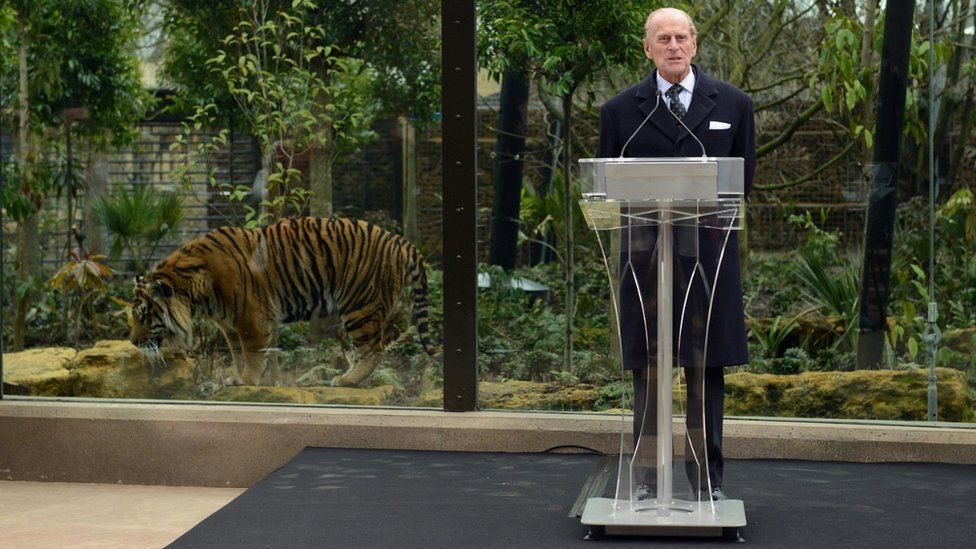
left=209, top=0, right=369, bottom=225
left=295, top=363, right=342, bottom=387
left=475, top=261, right=614, bottom=382
left=887, top=193, right=976, bottom=363
left=786, top=211, right=859, bottom=351
left=594, top=380, right=632, bottom=412
left=787, top=209, right=841, bottom=265
left=208, top=0, right=375, bottom=155
left=517, top=175, right=595, bottom=264
left=886, top=258, right=929, bottom=362
left=2, top=256, right=133, bottom=349
left=809, top=347, right=856, bottom=372
left=812, top=11, right=942, bottom=151
left=568, top=350, right=618, bottom=386
left=477, top=0, right=648, bottom=97
left=744, top=200, right=976, bottom=375
left=369, top=367, right=405, bottom=390
left=940, top=188, right=976, bottom=247
left=161, top=0, right=440, bottom=126
left=0, top=158, right=59, bottom=223
left=751, top=347, right=813, bottom=375
left=166, top=0, right=429, bottom=228
left=792, top=250, right=859, bottom=326
left=748, top=314, right=800, bottom=359
left=813, top=14, right=874, bottom=147
left=2, top=0, right=151, bottom=348
left=0, top=3, right=15, bottom=76
left=169, top=101, right=316, bottom=229
left=0, top=0, right=150, bottom=147
left=742, top=250, right=804, bottom=318
left=90, top=184, right=184, bottom=272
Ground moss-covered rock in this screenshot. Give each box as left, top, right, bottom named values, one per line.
left=943, top=328, right=976, bottom=354
left=68, top=340, right=197, bottom=400
left=2, top=347, right=76, bottom=396
left=209, top=384, right=399, bottom=405
left=413, top=380, right=600, bottom=410
left=725, top=368, right=973, bottom=422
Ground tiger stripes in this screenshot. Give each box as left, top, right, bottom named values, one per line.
left=129, top=217, right=435, bottom=387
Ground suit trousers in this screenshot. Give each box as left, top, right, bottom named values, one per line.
left=631, top=365, right=725, bottom=491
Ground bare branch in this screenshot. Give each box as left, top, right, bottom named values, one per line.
left=746, top=71, right=807, bottom=94
left=696, top=2, right=733, bottom=47
left=756, top=86, right=807, bottom=112
left=755, top=140, right=854, bottom=191
left=757, top=100, right=824, bottom=157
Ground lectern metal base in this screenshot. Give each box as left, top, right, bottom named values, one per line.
left=580, top=497, right=746, bottom=539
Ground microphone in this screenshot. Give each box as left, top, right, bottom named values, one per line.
left=663, top=91, right=708, bottom=159
left=619, top=91, right=661, bottom=158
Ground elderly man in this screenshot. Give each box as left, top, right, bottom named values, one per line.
left=598, top=7, right=755, bottom=502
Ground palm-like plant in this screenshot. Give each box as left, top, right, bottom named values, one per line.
left=792, top=249, right=860, bottom=350
left=748, top=313, right=801, bottom=358
left=90, top=184, right=184, bottom=272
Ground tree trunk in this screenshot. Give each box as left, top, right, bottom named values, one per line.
left=943, top=0, right=976, bottom=191
left=726, top=2, right=746, bottom=87
left=12, top=13, right=39, bottom=351
left=533, top=116, right=560, bottom=265
left=83, top=149, right=109, bottom=254
left=252, top=142, right=274, bottom=223
left=562, top=91, right=575, bottom=370
left=307, top=124, right=336, bottom=345
left=488, top=69, right=530, bottom=271
left=400, top=117, right=420, bottom=242
left=308, top=123, right=335, bottom=219
left=856, top=0, right=916, bottom=369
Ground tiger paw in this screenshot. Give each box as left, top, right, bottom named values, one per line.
left=330, top=375, right=352, bottom=387
left=224, top=376, right=245, bottom=387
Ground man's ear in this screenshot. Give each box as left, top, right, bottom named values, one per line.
left=149, top=280, right=173, bottom=299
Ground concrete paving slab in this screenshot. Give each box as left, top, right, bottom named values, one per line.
left=0, top=481, right=243, bottom=549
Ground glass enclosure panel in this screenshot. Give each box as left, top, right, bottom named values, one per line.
left=580, top=193, right=742, bottom=509
left=474, top=66, right=594, bottom=412
left=1, top=1, right=443, bottom=408
left=475, top=3, right=974, bottom=424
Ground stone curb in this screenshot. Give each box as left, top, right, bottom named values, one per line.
left=1, top=399, right=973, bottom=487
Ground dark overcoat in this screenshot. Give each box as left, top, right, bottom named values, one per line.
left=598, top=65, right=754, bottom=369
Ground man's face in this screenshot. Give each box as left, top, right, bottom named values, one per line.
left=644, top=12, right=697, bottom=84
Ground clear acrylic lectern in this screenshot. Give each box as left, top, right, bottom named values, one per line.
left=577, top=157, right=747, bottom=539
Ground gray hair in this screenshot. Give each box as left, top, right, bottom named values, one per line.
left=643, top=7, right=698, bottom=43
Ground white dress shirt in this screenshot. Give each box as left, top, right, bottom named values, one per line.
left=656, top=69, right=695, bottom=113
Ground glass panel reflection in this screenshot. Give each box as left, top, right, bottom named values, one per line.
left=473, top=3, right=974, bottom=424
left=1, top=0, right=442, bottom=407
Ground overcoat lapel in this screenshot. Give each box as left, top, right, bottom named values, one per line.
left=635, top=75, right=678, bottom=143
left=678, top=70, right=718, bottom=150
left=634, top=66, right=721, bottom=149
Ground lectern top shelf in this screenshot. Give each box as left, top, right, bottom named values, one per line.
left=578, top=157, right=745, bottom=231
left=578, top=157, right=745, bottom=201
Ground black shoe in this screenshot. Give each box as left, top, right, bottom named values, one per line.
left=710, top=486, right=728, bottom=501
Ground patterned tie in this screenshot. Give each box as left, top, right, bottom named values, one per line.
left=665, top=84, right=686, bottom=119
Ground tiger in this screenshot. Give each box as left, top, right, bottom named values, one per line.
left=129, top=217, right=436, bottom=387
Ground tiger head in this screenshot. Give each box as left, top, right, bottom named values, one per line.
left=129, top=275, right=195, bottom=353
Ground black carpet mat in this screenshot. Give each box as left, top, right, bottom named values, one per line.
left=170, top=448, right=975, bottom=548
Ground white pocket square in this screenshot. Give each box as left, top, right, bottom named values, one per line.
left=709, top=121, right=731, bottom=130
